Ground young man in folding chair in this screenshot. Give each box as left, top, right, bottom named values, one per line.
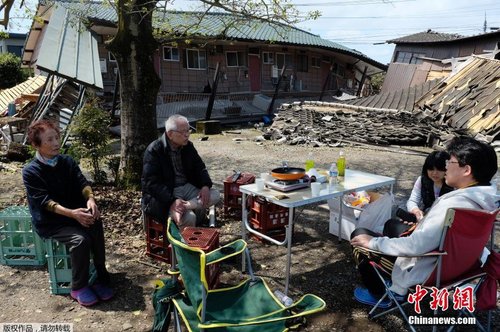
left=350, top=137, right=498, bottom=308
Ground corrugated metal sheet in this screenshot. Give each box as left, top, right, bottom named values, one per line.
left=0, top=76, right=46, bottom=112
left=415, top=56, right=500, bottom=138
left=381, top=63, right=419, bottom=93
left=58, top=3, right=385, bottom=70
left=344, top=79, right=439, bottom=111
left=36, top=5, right=103, bottom=89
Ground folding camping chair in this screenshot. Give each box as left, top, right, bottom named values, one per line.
left=355, top=207, right=499, bottom=332
left=166, top=218, right=326, bottom=332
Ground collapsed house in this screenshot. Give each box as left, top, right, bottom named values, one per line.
left=265, top=56, right=500, bottom=148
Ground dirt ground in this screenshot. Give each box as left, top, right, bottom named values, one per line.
left=0, top=127, right=498, bottom=331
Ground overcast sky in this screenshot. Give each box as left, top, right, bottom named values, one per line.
left=5, top=0, right=500, bottom=65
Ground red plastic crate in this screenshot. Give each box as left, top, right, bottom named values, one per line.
left=249, top=196, right=290, bottom=231
left=223, top=172, right=255, bottom=215
left=144, top=214, right=171, bottom=264
left=182, top=227, right=220, bottom=289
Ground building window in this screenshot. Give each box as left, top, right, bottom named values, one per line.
left=186, top=49, right=207, bottom=69
left=262, top=52, right=274, bottom=64
left=7, top=45, right=23, bottom=57
left=322, top=55, right=331, bottom=63
left=276, top=53, right=292, bottom=69
left=395, top=51, right=425, bottom=64
left=297, top=54, right=308, bottom=72
left=108, top=52, right=116, bottom=62
left=336, top=64, right=345, bottom=78
left=163, top=47, right=179, bottom=61
left=311, top=57, right=321, bottom=68
left=226, top=51, right=247, bottom=67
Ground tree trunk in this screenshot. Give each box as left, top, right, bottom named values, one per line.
left=107, top=0, right=161, bottom=189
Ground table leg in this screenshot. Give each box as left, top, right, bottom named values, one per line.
left=241, top=192, right=247, bottom=272
left=284, top=207, right=294, bottom=295
left=338, top=197, right=343, bottom=243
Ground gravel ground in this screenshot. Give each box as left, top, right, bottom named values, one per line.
left=0, top=127, right=497, bottom=332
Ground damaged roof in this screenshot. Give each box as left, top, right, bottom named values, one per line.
left=343, top=79, right=439, bottom=111
left=55, top=1, right=386, bottom=72
left=0, top=75, right=46, bottom=112
left=415, top=56, right=500, bottom=139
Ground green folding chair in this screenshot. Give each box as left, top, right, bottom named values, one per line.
left=166, top=218, right=326, bottom=332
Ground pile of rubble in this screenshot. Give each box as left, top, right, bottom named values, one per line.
left=263, top=101, right=456, bottom=147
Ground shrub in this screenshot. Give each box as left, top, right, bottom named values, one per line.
left=0, top=53, right=28, bottom=89
left=70, top=99, right=112, bottom=184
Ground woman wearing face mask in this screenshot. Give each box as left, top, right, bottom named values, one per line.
left=22, top=120, right=113, bottom=307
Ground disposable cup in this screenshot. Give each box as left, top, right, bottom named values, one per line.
left=255, top=178, right=265, bottom=191
left=311, top=182, right=321, bottom=196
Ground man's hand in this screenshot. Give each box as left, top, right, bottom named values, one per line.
left=198, top=186, right=210, bottom=208
left=350, top=234, right=373, bottom=248
left=410, top=208, right=424, bottom=221
left=170, top=199, right=188, bottom=223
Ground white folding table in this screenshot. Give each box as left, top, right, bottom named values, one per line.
left=239, top=169, right=396, bottom=294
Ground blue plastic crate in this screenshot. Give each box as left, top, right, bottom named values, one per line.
left=0, top=206, right=46, bottom=266
left=45, top=239, right=96, bottom=295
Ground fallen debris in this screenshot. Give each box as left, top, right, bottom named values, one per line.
left=264, top=101, right=455, bottom=147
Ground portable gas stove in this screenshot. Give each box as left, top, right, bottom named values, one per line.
left=265, top=177, right=310, bottom=192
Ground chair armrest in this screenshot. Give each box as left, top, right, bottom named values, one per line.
left=353, top=245, right=446, bottom=258
left=206, top=239, right=247, bottom=265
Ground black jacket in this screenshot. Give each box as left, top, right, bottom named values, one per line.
left=141, top=134, right=213, bottom=222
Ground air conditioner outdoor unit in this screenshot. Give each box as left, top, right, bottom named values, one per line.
left=271, top=65, right=278, bottom=78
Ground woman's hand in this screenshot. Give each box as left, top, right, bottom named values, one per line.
left=86, top=197, right=101, bottom=220
left=72, top=208, right=95, bottom=227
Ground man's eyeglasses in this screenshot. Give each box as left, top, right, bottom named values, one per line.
left=445, top=160, right=460, bottom=166
left=172, top=129, right=192, bottom=136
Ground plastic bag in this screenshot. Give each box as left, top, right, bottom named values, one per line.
left=356, top=193, right=394, bottom=233
left=344, top=191, right=371, bottom=208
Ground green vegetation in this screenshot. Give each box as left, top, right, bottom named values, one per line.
left=0, top=53, right=28, bottom=89
left=70, top=99, right=112, bottom=184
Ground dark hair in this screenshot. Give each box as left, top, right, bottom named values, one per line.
left=422, top=151, right=449, bottom=173
left=27, top=120, right=60, bottom=147
left=446, top=137, right=498, bottom=185
left=421, top=151, right=453, bottom=210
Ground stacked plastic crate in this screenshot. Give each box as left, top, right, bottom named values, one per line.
left=181, top=227, right=220, bottom=289
left=0, top=206, right=46, bottom=266
left=223, top=172, right=255, bottom=216
left=45, top=239, right=97, bottom=295
left=249, top=196, right=291, bottom=242
left=144, top=214, right=171, bottom=263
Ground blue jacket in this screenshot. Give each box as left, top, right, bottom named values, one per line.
left=141, top=134, right=213, bottom=222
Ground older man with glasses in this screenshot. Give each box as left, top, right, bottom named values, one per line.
left=141, top=114, right=220, bottom=228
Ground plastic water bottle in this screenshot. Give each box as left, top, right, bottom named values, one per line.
left=329, top=162, right=338, bottom=186
left=305, top=152, right=315, bottom=171
left=274, top=290, right=293, bottom=306
left=337, top=151, right=346, bottom=178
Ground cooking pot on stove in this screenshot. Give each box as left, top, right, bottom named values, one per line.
left=271, top=164, right=306, bottom=181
